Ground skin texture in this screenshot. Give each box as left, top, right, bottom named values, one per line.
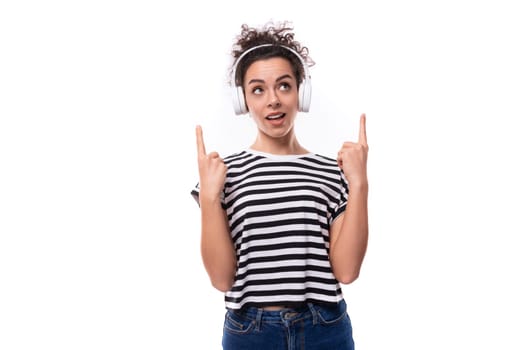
left=195, top=56, right=368, bottom=293
left=195, top=125, right=236, bottom=292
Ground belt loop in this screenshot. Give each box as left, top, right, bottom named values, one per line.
left=307, top=302, right=318, bottom=325
left=255, top=308, right=263, bottom=331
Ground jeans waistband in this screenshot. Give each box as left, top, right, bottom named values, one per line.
left=228, top=299, right=346, bottom=325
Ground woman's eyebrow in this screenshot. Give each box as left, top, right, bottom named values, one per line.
left=276, top=74, right=293, bottom=82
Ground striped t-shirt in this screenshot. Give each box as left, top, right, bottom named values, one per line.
left=191, top=149, right=349, bottom=310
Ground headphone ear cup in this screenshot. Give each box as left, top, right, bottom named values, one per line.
left=298, top=77, right=312, bottom=112
left=232, top=85, right=247, bottom=115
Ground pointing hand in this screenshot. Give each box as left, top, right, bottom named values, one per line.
left=337, top=114, right=369, bottom=186
left=196, top=125, right=227, bottom=200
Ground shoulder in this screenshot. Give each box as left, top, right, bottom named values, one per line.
left=223, top=150, right=249, bottom=162
left=305, top=154, right=347, bottom=184
left=303, top=153, right=339, bottom=169
left=309, top=153, right=337, bottom=164
left=222, top=150, right=257, bottom=167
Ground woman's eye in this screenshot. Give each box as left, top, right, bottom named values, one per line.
left=279, top=82, right=291, bottom=91
left=252, top=87, right=263, bottom=95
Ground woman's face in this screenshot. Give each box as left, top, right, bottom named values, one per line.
left=243, top=57, right=299, bottom=140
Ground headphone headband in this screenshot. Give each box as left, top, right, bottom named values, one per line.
left=231, top=44, right=310, bottom=86
left=231, top=44, right=312, bottom=115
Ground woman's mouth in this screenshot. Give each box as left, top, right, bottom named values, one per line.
left=265, top=113, right=285, bottom=120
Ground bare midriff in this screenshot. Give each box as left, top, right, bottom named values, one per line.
left=262, top=305, right=289, bottom=310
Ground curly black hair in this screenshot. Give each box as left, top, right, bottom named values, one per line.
left=230, top=21, right=314, bottom=88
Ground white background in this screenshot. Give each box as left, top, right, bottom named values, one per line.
left=1, top=1, right=524, bottom=349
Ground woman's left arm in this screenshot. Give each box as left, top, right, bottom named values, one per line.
left=329, top=114, right=369, bottom=284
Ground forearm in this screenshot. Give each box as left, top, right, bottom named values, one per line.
left=330, top=183, right=369, bottom=284
left=200, top=196, right=237, bottom=292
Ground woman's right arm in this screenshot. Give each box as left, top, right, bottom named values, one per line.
left=199, top=195, right=236, bottom=292
left=195, top=125, right=236, bottom=292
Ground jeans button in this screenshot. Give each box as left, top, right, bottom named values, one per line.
left=284, top=312, right=298, bottom=319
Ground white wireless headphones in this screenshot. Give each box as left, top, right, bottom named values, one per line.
left=231, top=44, right=312, bottom=115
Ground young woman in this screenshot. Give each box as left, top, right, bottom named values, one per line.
left=192, top=21, right=369, bottom=350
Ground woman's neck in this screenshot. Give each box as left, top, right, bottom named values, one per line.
left=250, top=132, right=309, bottom=155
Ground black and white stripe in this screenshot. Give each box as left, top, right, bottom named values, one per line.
left=192, top=149, right=349, bottom=309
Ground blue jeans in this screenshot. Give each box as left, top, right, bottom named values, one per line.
left=222, top=299, right=354, bottom=350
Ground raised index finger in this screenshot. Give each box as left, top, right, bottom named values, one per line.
left=358, top=113, right=368, bottom=145
left=195, top=125, right=207, bottom=156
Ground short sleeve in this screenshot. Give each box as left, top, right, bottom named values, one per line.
left=190, top=182, right=226, bottom=209
left=330, top=170, right=349, bottom=224
left=190, top=182, right=200, bottom=206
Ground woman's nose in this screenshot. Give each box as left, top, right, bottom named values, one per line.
left=267, top=91, right=281, bottom=108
